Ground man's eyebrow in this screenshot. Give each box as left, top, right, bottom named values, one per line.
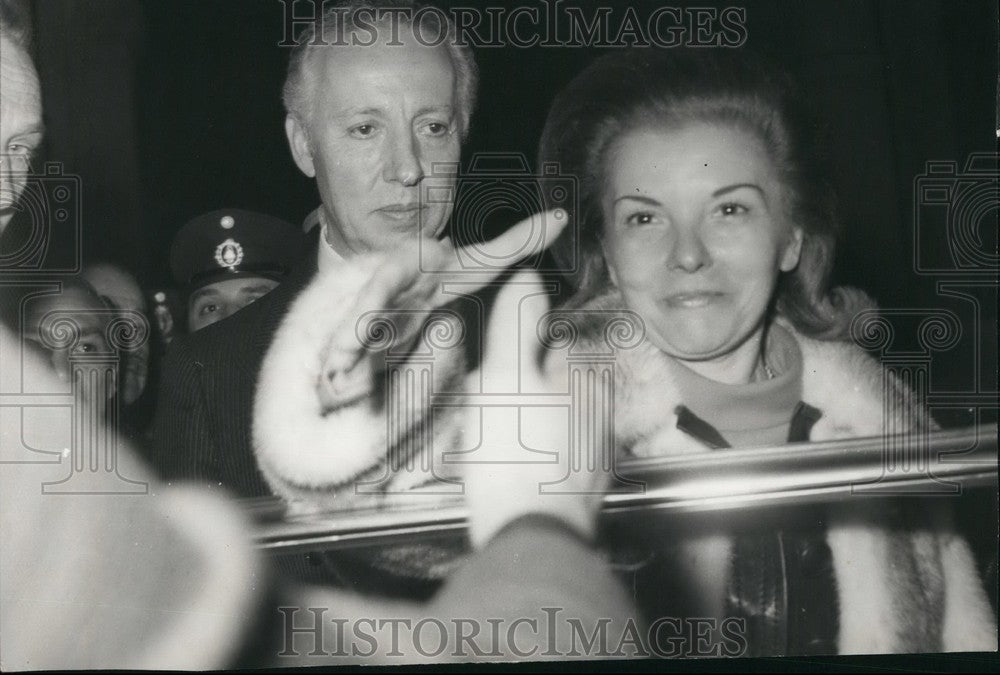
left=189, top=288, right=220, bottom=302
left=337, top=106, right=386, bottom=117
left=414, top=105, right=453, bottom=116
left=335, top=105, right=454, bottom=118
left=9, top=126, right=45, bottom=143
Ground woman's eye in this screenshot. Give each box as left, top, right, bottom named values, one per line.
left=625, top=212, right=656, bottom=226
left=717, top=202, right=749, bottom=217
left=199, top=303, right=218, bottom=316
left=71, top=342, right=95, bottom=355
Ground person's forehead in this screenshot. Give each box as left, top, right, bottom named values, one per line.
left=28, top=289, right=109, bottom=334
left=82, top=264, right=144, bottom=307
left=609, top=124, right=777, bottom=181
left=311, top=37, right=455, bottom=111
left=0, top=37, right=42, bottom=116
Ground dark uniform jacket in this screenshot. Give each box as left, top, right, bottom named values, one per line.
left=149, top=237, right=319, bottom=498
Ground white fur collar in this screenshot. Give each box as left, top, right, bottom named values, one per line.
left=561, top=288, right=996, bottom=654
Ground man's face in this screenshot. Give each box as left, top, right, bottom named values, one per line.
left=186, top=276, right=279, bottom=332
left=0, top=36, right=43, bottom=235
left=285, top=30, right=460, bottom=256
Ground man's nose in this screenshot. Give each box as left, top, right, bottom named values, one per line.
left=0, top=157, right=29, bottom=203
left=0, top=158, right=14, bottom=196
left=667, top=223, right=711, bottom=272
left=383, top=132, right=424, bottom=186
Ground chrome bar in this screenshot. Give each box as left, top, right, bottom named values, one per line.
left=249, top=424, right=998, bottom=554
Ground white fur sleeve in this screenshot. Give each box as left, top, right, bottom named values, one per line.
left=253, top=260, right=393, bottom=503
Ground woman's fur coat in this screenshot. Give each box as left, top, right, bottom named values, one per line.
left=565, top=289, right=997, bottom=654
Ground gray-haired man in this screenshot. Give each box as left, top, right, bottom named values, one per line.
left=150, top=2, right=477, bottom=500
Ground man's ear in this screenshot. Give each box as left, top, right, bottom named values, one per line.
left=779, top=226, right=804, bottom=272
left=285, top=114, right=316, bottom=178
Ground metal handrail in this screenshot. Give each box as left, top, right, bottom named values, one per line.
left=249, top=424, right=998, bottom=554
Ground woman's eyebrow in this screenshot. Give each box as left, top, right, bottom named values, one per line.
left=612, top=194, right=661, bottom=207
left=711, top=183, right=764, bottom=198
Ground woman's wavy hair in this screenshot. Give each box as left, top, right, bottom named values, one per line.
left=539, top=48, right=872, bottom=340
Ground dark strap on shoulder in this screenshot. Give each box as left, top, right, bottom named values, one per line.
left=788, top=402, right=823, bottom=444
left=674, top=405, right=731, bottom=449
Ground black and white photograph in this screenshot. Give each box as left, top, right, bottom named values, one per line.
left=0, top=0, right=997, bottom=669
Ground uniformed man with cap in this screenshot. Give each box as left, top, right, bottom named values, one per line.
left=169, top=209, right=305, bottom=333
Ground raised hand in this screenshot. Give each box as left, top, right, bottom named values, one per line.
left=317, top=208, right=567, bottom=412
left=254, top=209, right=568, bottom=511
left=458, top=269, right=611, bottom=549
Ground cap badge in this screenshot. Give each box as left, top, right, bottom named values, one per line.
left=220, top=215, right=235, bottom=229
left=214, top=238, right=244, bottom=269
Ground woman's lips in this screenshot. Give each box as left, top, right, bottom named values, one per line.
left=661, top=291, right=724, bottom=308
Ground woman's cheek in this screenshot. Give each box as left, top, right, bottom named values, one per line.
left=616, top=234, right=664, bottom=279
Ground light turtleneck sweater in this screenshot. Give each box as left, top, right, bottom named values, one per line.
left=665, top=323, right=805, bottom=449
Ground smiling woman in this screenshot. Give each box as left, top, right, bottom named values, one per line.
left=539, top=47, right=997, bottom=656
left=603, top=123, right=803, bottom=384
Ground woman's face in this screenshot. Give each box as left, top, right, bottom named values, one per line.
left=602, top=123, right=803, bottom=376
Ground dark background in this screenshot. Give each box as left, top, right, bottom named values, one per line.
left=8, top=0, right=999, bottom=414
left=19, top=1, right=996, bottom=288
